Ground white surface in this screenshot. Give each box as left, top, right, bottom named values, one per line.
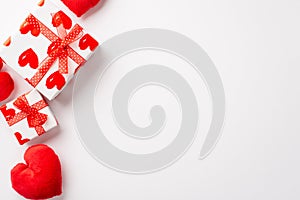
left=0, top=0, right=300, bottom=199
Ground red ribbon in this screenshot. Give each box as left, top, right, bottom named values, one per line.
left=24, top=14, right=86, bottom=87
left=13, top=97, right=48, bottom=128
left=7, top=94, right=48, bottom=135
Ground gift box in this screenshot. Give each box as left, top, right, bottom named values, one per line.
left=0, top=0, right=99, bottom=100
left=0, top=89, right=57, bottom=145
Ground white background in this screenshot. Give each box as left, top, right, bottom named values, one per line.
left=0, top=0, right=300, bottom=199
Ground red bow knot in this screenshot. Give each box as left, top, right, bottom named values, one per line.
left=13, top=97, right=48, bottom=128
left=45, top=24, right=84, bottom=74
left=48, top=24, right=83, bottom=57
left=47, top=39, right=67, bottom=58
left=23, top=14, right=86, bottom=87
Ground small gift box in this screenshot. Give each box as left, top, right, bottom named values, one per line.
left=0, top=0, right=99, bottom=100
left=0, top=89, right=57, bottom=145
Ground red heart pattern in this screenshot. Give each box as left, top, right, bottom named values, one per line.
left=14, top=132, right=30, bottom=145
left=52, top=11, right=72, bottom=30
left=0, top=72, right=15, bottom=102
left=38, top=0, right=45, bottom=7
left=11, top=144, right=62, bottom=199
left=18, top=48, right=39, bottom=69
left=20, top=18, right=41, bottom=37
left=0, top=105, right=16, bottom=121
left=79, top=33, right=99, bottom=51
left=3, top=36, right=11, bottom=47
left=46, top=71, right=66, bottom=90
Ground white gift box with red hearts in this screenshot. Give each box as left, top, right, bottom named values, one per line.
left=0, top=89, right=57, bottom=145
left=0, top=0, right=99, bottom=100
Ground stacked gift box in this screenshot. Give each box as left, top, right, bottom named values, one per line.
left=0, top=0, right=99, bottom=145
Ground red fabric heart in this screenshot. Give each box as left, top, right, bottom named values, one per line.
left=61, top=0, right=101, bottom=17
left=0, top=57, right=4, bottom=70
left=0, top=72, right=14, bottom=102
left=11, top=144, right=62, bottom=199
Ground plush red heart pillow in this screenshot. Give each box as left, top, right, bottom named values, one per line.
left=0, top=72, right=14, bottom=102
left=11, top=144, right=62, bottom=199
left=0, top=57, right=4, bottom=70
left=61, top=0, right=101, bottom=17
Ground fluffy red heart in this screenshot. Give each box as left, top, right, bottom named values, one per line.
left=11, top=144, right=62, bottom=199
left=61, top=0, right=101, bottom=17
left=0, top=72, right=14, bottom=102
left=0, top=57, right=4, bottom=70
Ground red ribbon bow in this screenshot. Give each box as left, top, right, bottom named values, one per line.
left=44, top=23, right=84, bottom=74
left=13, top=97, right=48, bottom=128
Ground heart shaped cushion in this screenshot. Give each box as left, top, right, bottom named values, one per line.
left=11, top=144, right=62, bottom=199
left=61, top=0, right=101, bottom=17
left=0, top=57, right=4, bottom=70
left=0, top=72, right=14, bottom=102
